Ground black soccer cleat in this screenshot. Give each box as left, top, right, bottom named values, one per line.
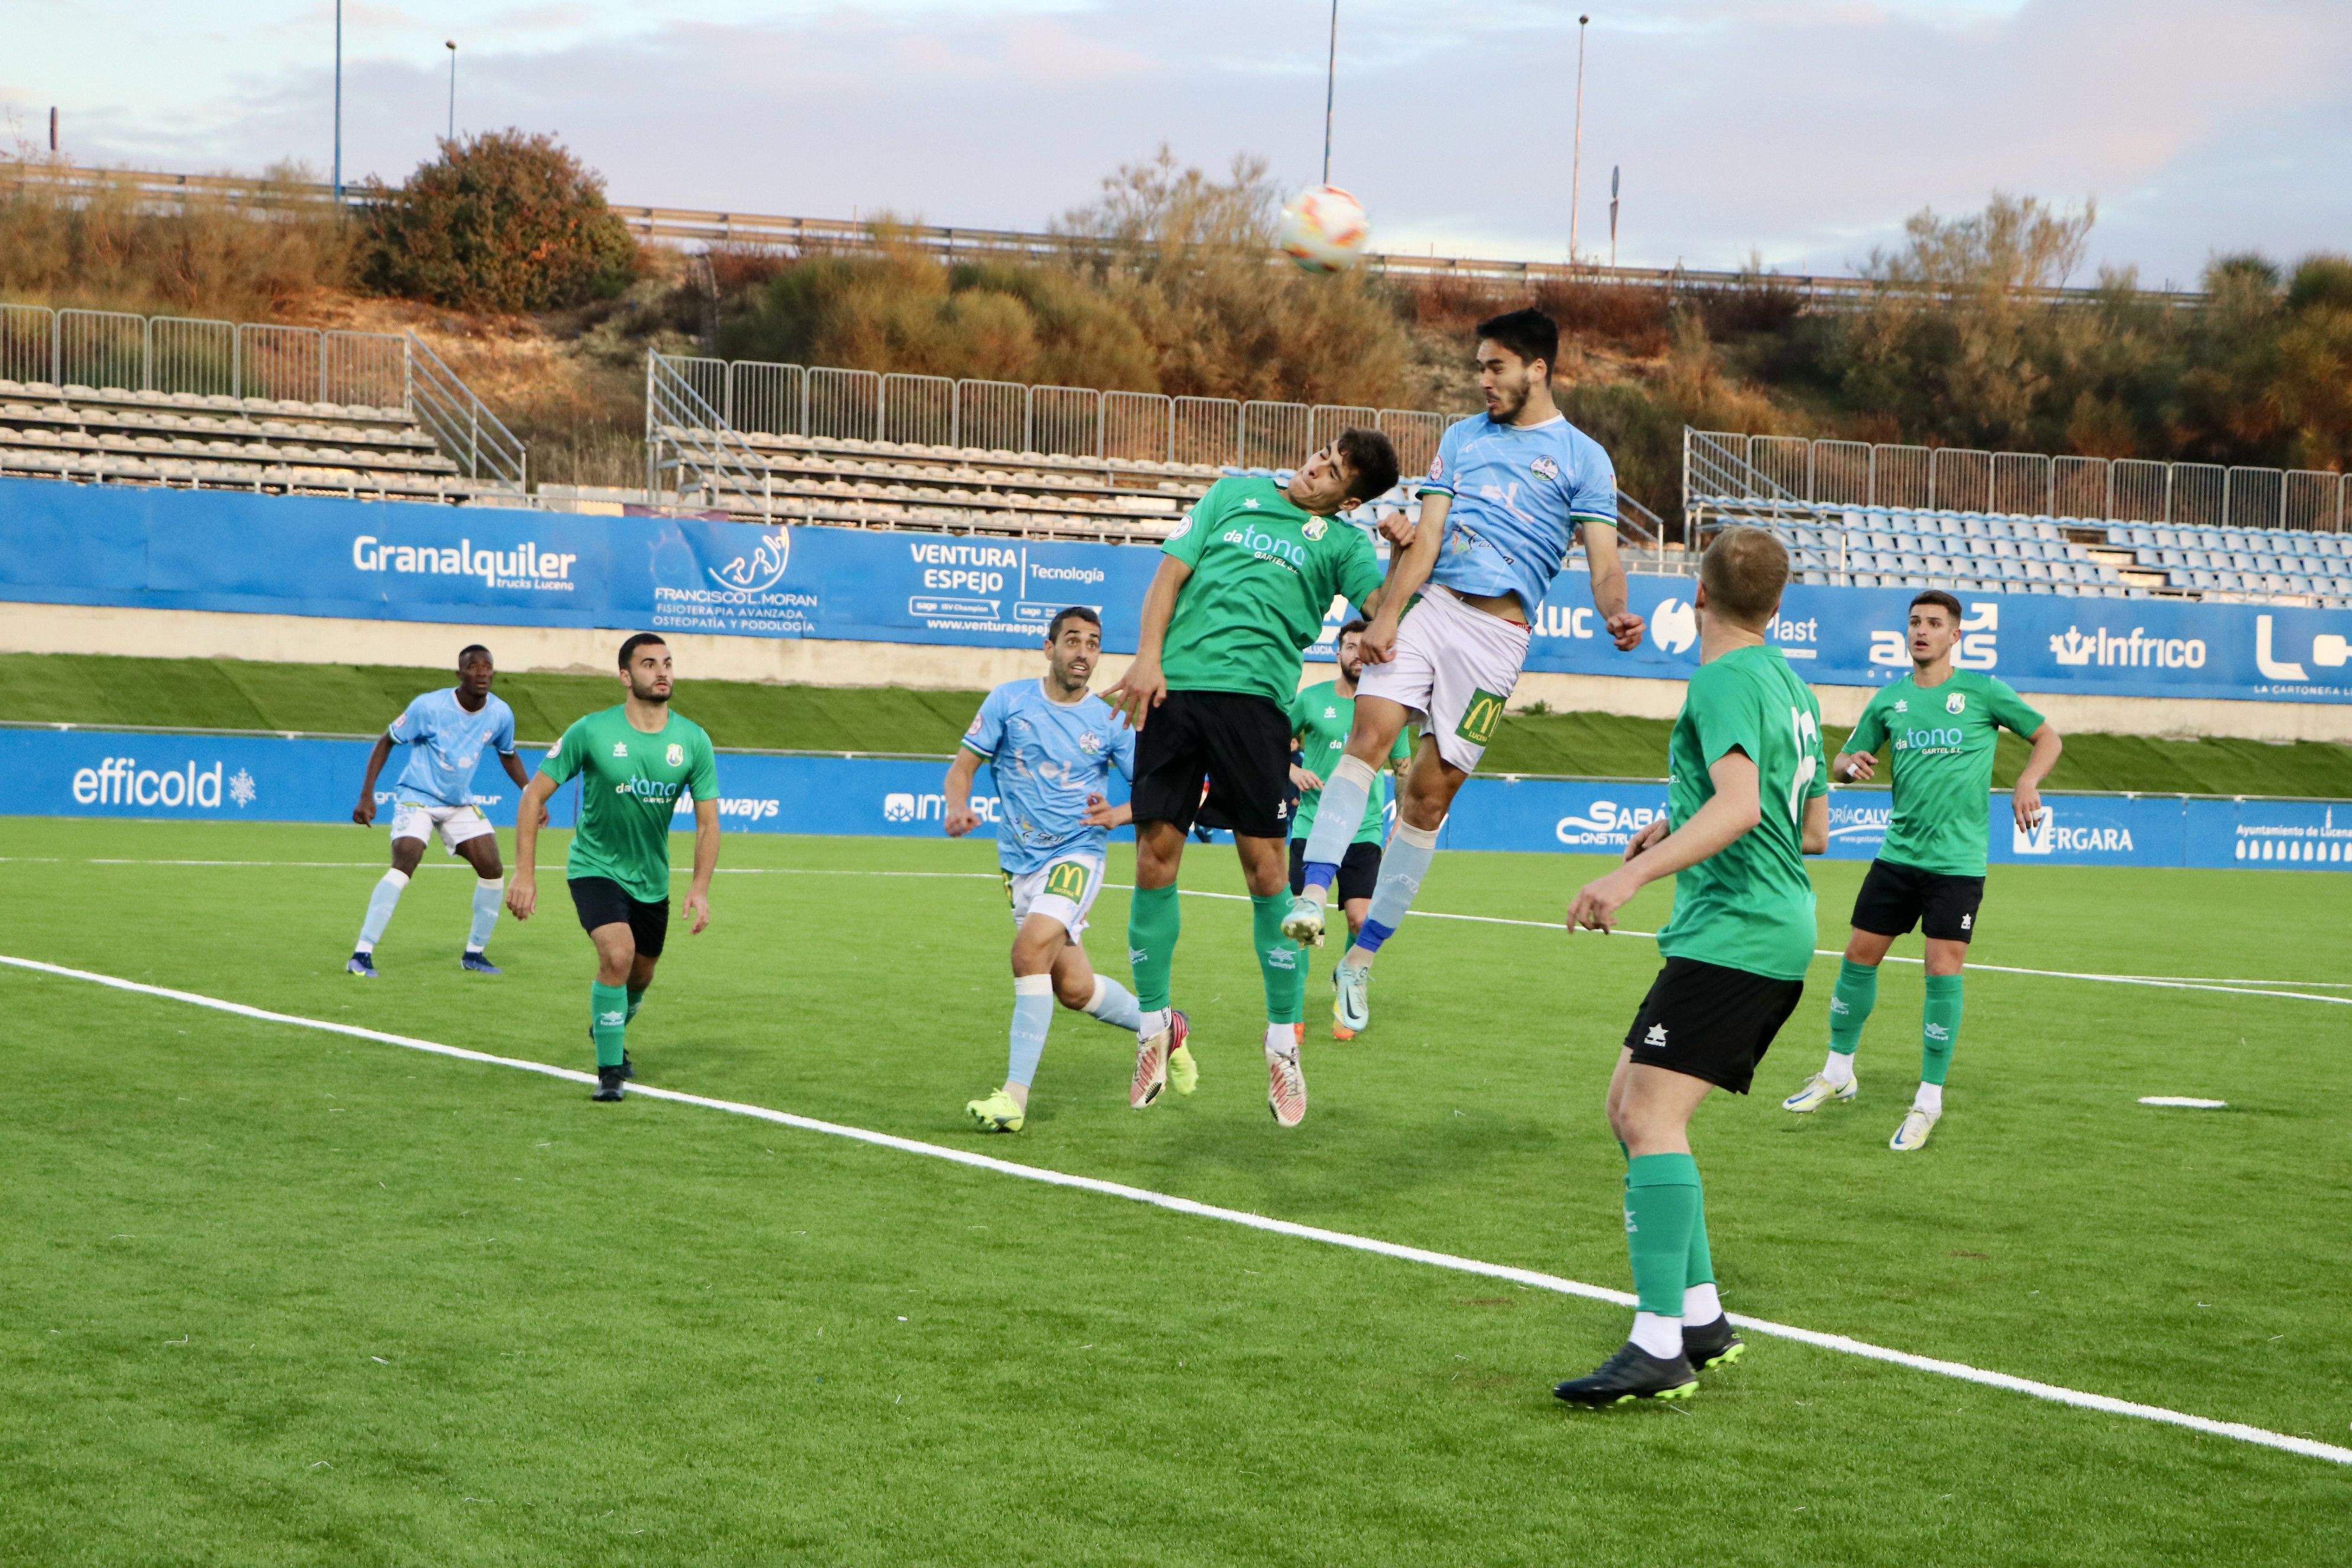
left=1553, top=1341, right=1698, bottom=1407
left=619, top=1051, right=635, bottom=1081
left=1681, top=1315, right=1745, bottom=1372
left=592, top=1065, right=626, bottom=1102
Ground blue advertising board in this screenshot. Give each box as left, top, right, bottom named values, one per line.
left=3, top=478, right=2348, bottom=704
left=4, top=727, right=2345, bottom=872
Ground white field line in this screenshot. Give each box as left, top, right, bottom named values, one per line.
left=6, top=855, right=2351, bottom=1005
left=4, top=948, right=2347, bottom=1471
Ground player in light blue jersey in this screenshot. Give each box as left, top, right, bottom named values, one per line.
left=347, top=645, right=534, bottom=976
left=1286, top=309, right=1647, bottom=1025
left=945, top=607, right=1175, bottom=1133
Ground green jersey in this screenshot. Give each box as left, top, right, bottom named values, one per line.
left=1288, top=680, right=1413, bottom=844
left=537, top=705, right=720, bottom=903
left=1847, top=669, right=2046, bottom=877
left=1159, top=476, right=1386, bottom=709
left=1655, top=644, right=1828, bottom=982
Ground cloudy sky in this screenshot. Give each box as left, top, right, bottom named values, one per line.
left=5, top=1, right=2347, bottom=288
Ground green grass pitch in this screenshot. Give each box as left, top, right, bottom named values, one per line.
left=5, top=816, right=2350, bottom=1566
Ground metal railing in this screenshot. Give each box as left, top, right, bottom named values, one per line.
left=645, top=352, right=779, bottom=516
left=1687, top=428, right=2348, bottom=534
left=1, top=159, right=2208, bottom=309
left=0, top=299, right=526, bottom=499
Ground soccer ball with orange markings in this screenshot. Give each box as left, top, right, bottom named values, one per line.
left=1279, top=185, right=1370, bottom=274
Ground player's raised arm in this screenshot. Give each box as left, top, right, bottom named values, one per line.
left=1106, top=553, right=1191, bottom=728
left=1363, top=489, right=1445, bottom=664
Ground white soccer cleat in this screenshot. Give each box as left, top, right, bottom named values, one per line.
left=1279, top=894, right=1327, bottom=949
left=1331, top=962, right=1370, bottom=1040
left=1890, top=1108, right=1939, bottom=1152
left=1267, top=1047, right=1308, bottom=1128
left=1782, top=1073, right=1858, bottom=1114
left=1131, top=1023, right=1171, bottom=1109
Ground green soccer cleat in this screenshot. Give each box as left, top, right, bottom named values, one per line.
left=1890, top=1107, right=1939, bottom=1152
left=1782, top=1072, right=1858, bottom=1113
left=966, top=1087, right=1025, bottom=1134
left=1332, top=962, right=1370, bottom=1040
left=1279, top=894, right=1327, bottom=949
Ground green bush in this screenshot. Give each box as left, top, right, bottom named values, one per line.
left=359, top=131, right=638, bottom=313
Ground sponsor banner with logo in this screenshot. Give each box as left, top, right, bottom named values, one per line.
left=8, top=727, right=2346, bottom=873
left=7, top=478, right=2351, bottom=702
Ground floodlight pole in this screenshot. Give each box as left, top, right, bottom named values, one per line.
left=1569, top=14, right=1588, bottom=266
left=1321, top=0, right=1340, bottom=185
left=332, top=0, right=344, bottom=205
left=445, top=41, right=457, bottom=143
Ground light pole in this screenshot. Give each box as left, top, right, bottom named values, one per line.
left=332, top=0, right=343, bottom=205
left=1569, top=13, right=1588, bottom=266
left=445, top=41, right=457, bottom=143
left=1609, top=164, right=1619, bottom=267
left=1320, top=0, right=1340, bottom=185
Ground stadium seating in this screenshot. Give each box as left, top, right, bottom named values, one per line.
left=0, top=379, right=509, bottom=503
left=1732, top=504, right=2351, bottom=608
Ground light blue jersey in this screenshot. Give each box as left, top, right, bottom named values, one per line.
left=386, top=688, right=517, bottom=806
left=1418, top=413, right=1618, bottom=619
left=959, top=678, right=1135, bottom=877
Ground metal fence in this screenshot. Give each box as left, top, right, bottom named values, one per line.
left=1687, top=429, right=2348, bottom=533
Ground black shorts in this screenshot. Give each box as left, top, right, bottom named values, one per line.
left=1622, top=957, right=1805, bottom=1096
left=568, top=876, right=669, bottom=958
left=1131, top=689, right=1293, bottom=840
left=1851, top=858, right=1985, bottom=943
left=1289, top=838, right=1382, bottom=903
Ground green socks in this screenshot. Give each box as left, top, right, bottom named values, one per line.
left=1127, top=884, right=1181, bottom=1012
left=1624, top=1152, right=1701, bottom=1317
left=1685, top=1166, right=1715, bottom=1292
left=1250, top=892, right=1306, bottom=1026
left=1828, top=957, right=1877, bottom=1056
left=1921, top=973, right=1964, bottom=1086
left=625, top=984, right=647, bottom=1024
left=590, top=981, right=628, bottom=1069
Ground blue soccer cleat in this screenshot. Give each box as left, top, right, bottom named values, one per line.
left=346, top=952, right=378, bottom=978
left=460, top=950, right=501, bottom=975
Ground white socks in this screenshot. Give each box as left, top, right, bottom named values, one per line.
left=1683, top=1282, right=1723, bottom=1327
left=1138, top=1007, right=1172, bottom=1045
left=1821, top=1050, right=1856, bottom=1087
left=1629, top=1311, right=1683, bottom=1358
left=355, top=868, right=409, bottom=953
left=467, top=877, right=503, bottom=953
left=1913, top=1082, right=1943, bottom=1116
left=1263, top=1021, right=1298, bottom=1059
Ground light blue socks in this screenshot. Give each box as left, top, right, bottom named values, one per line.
left=467, top=877, right=503, bottom=953
left=1007, top=974, right=1055, bottom=1089
left=354, top=868, right=407, bottom=953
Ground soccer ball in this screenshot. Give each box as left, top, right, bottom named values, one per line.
left=1279, top=185, right=1370, bottom=273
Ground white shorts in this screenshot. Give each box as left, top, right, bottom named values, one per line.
left=1355, top=584, right=1530, bottom=772
left=390, top=799, right=495, bottom=854
left=1005, top=852, right=1105, bottom=941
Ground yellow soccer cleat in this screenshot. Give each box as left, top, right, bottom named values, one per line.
left=1167, top=1011, right=1197, bottom=1096
left=966, top=1087, right=1025, bottom=1133
left=1782, top=1073, right=1858, bottom=1114
left=1890, top=1107, right=1939, bottom=1152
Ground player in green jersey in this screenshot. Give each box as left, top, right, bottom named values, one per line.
left=1105, top=430, right=1400, bottom=1128
left=1286, top=618, right=1413, bottom=1038
left=1554, top=526, right=1829, bottom=1407
left=1781, top=589, right=2063, bottom=1151
left=507, top=633, right=723, bottom=1102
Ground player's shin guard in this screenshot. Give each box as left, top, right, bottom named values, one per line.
left=1828, top=958, right=1877, bottom=1057
left=355, top=868, right=409, bottom=953
left=1251, top=893, right=1306, bottom=1025
left=1127, top=884, right=1180, bottom=1012
left=467, top=877, right=502, bottom=953
left=1299, top=755, right=1377, bottom=897
left=1007, top=974, right=1054, bottom=1090
left=625, top=984, right=647, bottom=1023
left=1348, top=820, right=1438, bottom=965
left=1683, top=1170, right=1721, bottom=1321
left=589, top=981, right=628, bottom=1069
left=1625, top=1153, right=1701, bottom=1318
left=1921, top=974, right=1963, bottom=1086
left=1082, top=975, right=1143, bottom=1033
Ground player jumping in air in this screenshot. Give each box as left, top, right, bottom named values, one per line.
left=1105, top=430, right=1401, bottom=1127
left=347, top=644, right=534, bottom=976
left=1554, top=526, right=1828, bottom=1407
left=507, top=633, right=721, bottom=1102
left=1781, top=589, right=2063, bottom=1151
left=1287, top=618, right=1412, bottom=1037
left=949, top=607, right=1175, bottom=1133
left=1283, top=309, right=1644, bottom=1035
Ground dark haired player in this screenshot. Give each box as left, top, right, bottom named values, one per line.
left=1286, top=309, right=1644, bottom=1037
left=948, top=606, right=1165, bottom=1133
left=347, top=644, right=533, bottom=976
left=508, top=633, right=721, bottom=1102
left=1555, top=526, right=1827, bottom=1407
left=1781, top=589, right=2063, bottom=1151
left=1105, top=431, right=1401, bottom=1127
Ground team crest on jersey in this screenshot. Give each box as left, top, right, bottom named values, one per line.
left=666, top=742, right=685, bottom=767
left=1530, top=456, right=1560, bottom=480
left=1946, top=692, right=1967, bottom=714
left=1302, top=517, right=1327, bottom=541
left=1079, top=731, right=1102, bottom=756
left=1170, top=512, right=1194, bottom=539
left=1427, top=453, right=1445, bottom=481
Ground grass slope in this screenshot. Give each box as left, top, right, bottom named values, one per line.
left=4, top=819, right=2349, bottom=1566
left=4, top=651, right=2349, bottom=797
